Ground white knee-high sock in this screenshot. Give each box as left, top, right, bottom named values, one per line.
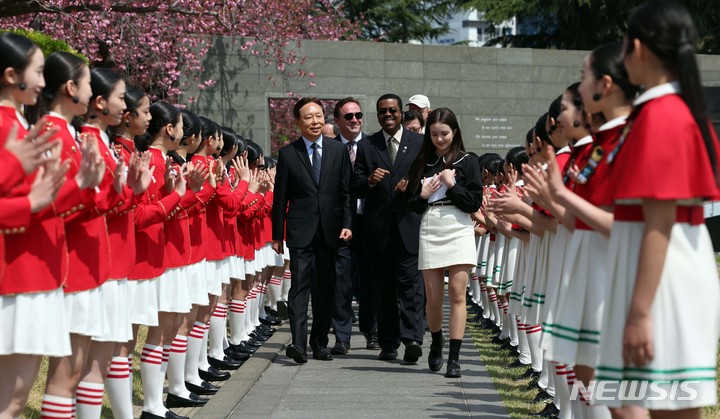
left=269, top=275, right=283, bottom=310
left=517, top=320, right=532, bottom=364
left=140, top=344, right=167, bottom=415
left=509, top=314, right=519, bottom=346
left=167, top=335, right=191, bottom=398
left=127, top=354, right=133, bottom=397
left=198, top=321, right=211, bottom=371
left=488, top=289, right=499, bottom=324
left=554, top=363, right=572, bottom=419
left=540, top=359, right=554, bottom=395
left=251, top=287, right=261, bottom=327
left=161, top=344, right=171, bottom=374
left=258, top=284, right=269, bottom=319
left=499, top=302, right=510, bottom=339
left=281, top=270, right=291, bottom=301
left=76, top=381, right=104, bottom=419
left=228, top=299, right=246, bottom=345
left=186, top=321, right=206, bottom=385
left=106, top=356, right=133, bottom=419
left=480, top=283, right=489, bottom=313
left=41, top=394, right=75, bottom=419
left=208, top=303, right=228, bottom=360
left=526, top=324, right=543, bottom=372
left=244, top=295, right=255, bottom=337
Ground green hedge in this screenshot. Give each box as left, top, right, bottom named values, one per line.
left=1, top=28, right=88, bottom=63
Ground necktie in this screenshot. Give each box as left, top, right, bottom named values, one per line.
left=387, top=137, right=398, bottom=165
left=311, top=142, right=321, bottom=184
left=347, top=140, right=356, bottom=167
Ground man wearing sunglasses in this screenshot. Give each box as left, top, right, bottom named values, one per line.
left=352, top=93, right=425, bottom=364
left=329, top=97, right=376, bottom=355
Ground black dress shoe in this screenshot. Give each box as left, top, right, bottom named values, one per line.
left=259, top=324, right=277, bottom=333
left=533, top=389, right=554, bottom=403
left=139, top=410, right=188, bottom=419
left=531, top=402, right=559, bottom=417
left=330, top=341, right=350, bottom=355
left=185, top=380, right=218, bottom=395
left=428, top=335, right=445, bottom=372
left=208, top=355, right=243, bottom=370
left=312, top=347, right=333, bottom=361
left=365, top=333, right=380, bottom=350
left=507, top=358, right=530, bottom=369
left=249, top=331, right=269, bottom=342
left=521, top=368, right=540, bottom=380
left=500, top=340, right=517, bottom=353
left=491, top=335, right=508, bottom=345
left=378, top=348, right=397, bottom=361
left=198, top=366, right=230, bottom=382
left=403, top=341, right=422, bottom=363
left=260, top=314, right=281, bottom=326
left=230, top=341, right=257, bottom=354
left=246, top=338, right=262, bottom=348
left=445, top=360, right=462, bottom=378
left=286, top=344, right=308, bottom=364
left=165, top=392, right=209, bottom=408
left=225, top=346, right=251, bottom=361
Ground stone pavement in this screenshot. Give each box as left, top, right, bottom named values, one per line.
left=191, top=304, right=509, bottom=419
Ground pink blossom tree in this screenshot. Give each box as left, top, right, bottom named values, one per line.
left=0, top=0, right=358, bottom=99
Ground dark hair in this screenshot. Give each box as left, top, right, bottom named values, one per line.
left=333, top=97, right=361, bottom=119
left=0, top=33, right=38, bottom=88
left=180, top=109, right=201, bottom=146
left=124, top=85, right=147, bottom=115
left=566, top=82, right=584, bottom=112
left=403, top=109, right=424, bottom=128
left=220, top=127, right=239, bottom=157
left=198, top=116, right=217, bottom=146
left=264, top=156, right=277, bottom=170
left=535, top=113, right=553, bottom=150
left=525, top=127, right=535, bottom=147
left=293, top=97, right=324, bottom=119
left=478, top=152, right=501, bottom=176
left=147, top=101, right=180, bottom=138
left=589, top=42, right=638, bottom=101
left=376, top=93, right=403, bottom=111
left=88, top=67, right=123, bottom=120
left=407, top=108, right=465, bottom=194
left=547, top=95, right=562, bottom=136
left=505, top=146, right=529, bottom=177
left=28, top=51, right=87, bottom=124
left=486, top=155, right=505, bottom=178
left=246, top=141, right=263, bottom=165
left=626, top=0, right=717, bottom=180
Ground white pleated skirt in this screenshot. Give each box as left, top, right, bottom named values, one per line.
left=489, top=235, right=506, bottom=287
left=205, top=260, right=224, bottom=296
left=418, top=205, right=476, bottom=270
left=244, top=258, right=256, bottom=278
left=186, top=261, right=210, bottom=306
left=254, top=247, right=266, bottom=273
left=498, top=236, right=521, bottom=294
left=476, top=234, right=490, bottom=277
left=540, top=226, right=571, bottom=325
left=510, top=234, right=535, bottom=315
left=129, top=278, right=159, bottom=326
left=228, top=256, right=245, bottom=280
left=542, top=230, right=607, bottom=367
left=522, top=231, right=551, bottom=325
left=595, top=221, right=720, bottom=409
left=0, top=288, right=71, bottom=356
left=93, top=279, right=133, bottom=343
left=157, top=267, right=192, bottom=313
left=65, top=286, right=110, bottom=337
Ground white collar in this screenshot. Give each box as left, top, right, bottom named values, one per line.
left=383, top=126, right=403, bottom=142
left=597, top=115, right=629, bottom=132
left=557, top=146, right=571, bottom=155
left=49, top=111, right=75, bottom=138
left=428, top=153, right=469, bottom=166
left=340, top=132, right=362, bottom=144
left=302, top=136, right=322, bottom=150
left=633, top=81, right=681, bottom=106
left=574, top=135, right=593, bottom=147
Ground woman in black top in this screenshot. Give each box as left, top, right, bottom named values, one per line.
left=406, top=108, right=483, bottom=378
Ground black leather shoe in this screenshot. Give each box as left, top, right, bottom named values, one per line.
left=185, top=380, right=218, bottom=395
left=531, top=402, right=559, bottom=417
left=378, top=348, right=397, bottom=361
left=249, top=331, right=269, bottom=342
left=198, top=366, right=230, bottom=381
left=286, top=344, right=308, bottom=364
left=491, top=335, right=508, bottom=345
left=246, top=338, right=263, bottom=348
left=208, top=355, right=243, bottom=370
left=259, top=324, right=276, bottom=333
left=403, top=341, right=422, bottom=363
left=521, top=368, right=540, bottom=380
left=330, top=341, right=350, bottom=355
left=428, top=335, right=445, bottom=372
left=445, top=360, right=461, bottom=378
left=312, top=347, right=333, bottom=361
left=165, top=392, right=209, bottom=408
left=365, top=333, right=380, bottom=350
left=507, top=358, right=530, bottom=369
left=260, top=314, right=282, bottom=326
left=500, top=340, right=517, bottom=353
left=230, top=341, right=257, bottom=354
left=533, top=389, right=554, bottom=403
left=139, top=411, right=188, bottom=419
left=225, top=346, right=251, bottom=361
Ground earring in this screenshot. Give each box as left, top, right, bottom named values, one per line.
left=125, top=122, right=131, bottom=128
left=592, top=93, right=602, bottom=101
left=101, top=109, right=110, bottom=116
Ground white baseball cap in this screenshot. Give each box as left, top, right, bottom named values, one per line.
left=407, top=94, right=431, bottom=109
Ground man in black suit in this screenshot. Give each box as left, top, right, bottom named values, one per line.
left=352, top=93, right=425, bottom=362
left=272, top=97, right=353, bottom=364
left=330, top=97, right=377, bottom=355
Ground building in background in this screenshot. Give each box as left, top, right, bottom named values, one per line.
left=428, top=9, right=516, bottom=47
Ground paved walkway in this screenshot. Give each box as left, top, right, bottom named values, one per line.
left=192, top=304, right=509, bottom=419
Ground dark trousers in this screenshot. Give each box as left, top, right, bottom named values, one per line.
left=371, top=224, right=425, bottom=350
left=288, top=227, right=336, bottom=351
left=353, top=216, right=377, bottom=335
left=333, top=241, right=354, bottom=343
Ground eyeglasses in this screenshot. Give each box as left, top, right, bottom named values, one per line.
left=343, top=112, right=363, bottom=121
left=377, top=108, right=398, bottom=115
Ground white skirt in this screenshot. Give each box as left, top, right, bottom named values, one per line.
left=157, top=267, right=192, bottom=313
left=476, top=234, right=489, bottom=277
left=490, top=235, right=506, bottom=287
left=498, top=236, right=521, bottom=294
left=254, top=247, right=265, bottom=273
left=0, top=288, right=71, bottom=356
left=205, top=260, right=224, bottom=296
left=283, top=243, right=290, bottom=261
left=65, top=286, right=110, bottom=337
left=542, top=230, right=606, bottom=367
left=509, top=235, right=534, bottom=315
left=228, top=256, right=246, bottom=280
left=93, top=279, right=133, bottom=343
left=244, top=258, right=256, bottom=278
left=129, top=278, right=159, bottom=326
left=595, top=221, right=720, bottom=409
left=272, top=245, right=285, bottom=267
left=540, top=226, right=571, bottom=324
left=485, top=238, right=496, bottom=285
left=418, top=205, right=476, bottom=270
left=186, top=261, right=210, bottom=306
left=522, top=231, right=551, bottom=325
left=219, top=258, right=231, bottom=284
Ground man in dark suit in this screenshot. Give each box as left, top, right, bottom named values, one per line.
left=352, top=93, right=425, bottom=363
left=330, top=97, right=377, bottom=355
left=272, top=97, right=353, bottom=364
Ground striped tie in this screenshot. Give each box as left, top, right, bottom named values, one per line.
left=387, top=137, right=398, bottom=165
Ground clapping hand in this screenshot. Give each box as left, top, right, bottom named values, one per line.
left=420, top=173, right=441, bottom=200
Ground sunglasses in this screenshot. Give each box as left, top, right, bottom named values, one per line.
left=377, top=108, right=398, bottom=115
left=343, top=112, right=363, bottom=121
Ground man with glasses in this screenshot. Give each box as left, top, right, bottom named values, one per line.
left=352, top=94, right=425, bottom=363
left=329, top=97, right=375, bottom=354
